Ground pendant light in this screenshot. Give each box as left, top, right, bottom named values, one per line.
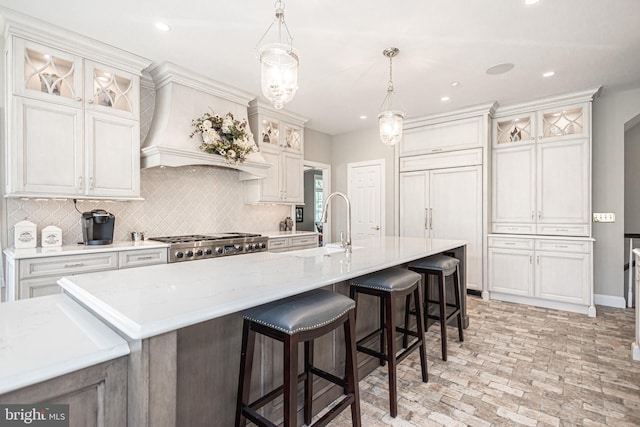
left=256, top=0, right=299, bottom=110
left=378, top=47, right=405, bottom=146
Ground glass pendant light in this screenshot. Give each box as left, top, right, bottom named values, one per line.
left=256, top=0, right=299, bottom=109
left=378, top=47, right=405, bottom=146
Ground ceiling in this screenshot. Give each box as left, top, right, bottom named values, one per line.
left=1, top=1, right=640, bottom=136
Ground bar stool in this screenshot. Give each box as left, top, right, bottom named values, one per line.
left=408, top=254, right=464, bottom=361
left=235, top=289, right=361, bottom=427
left=349, top=268, right=427, bottom=418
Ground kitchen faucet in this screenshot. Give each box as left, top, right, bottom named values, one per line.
left=321, top=192, right=352, bottom=253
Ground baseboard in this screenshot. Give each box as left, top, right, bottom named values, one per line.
left=594, top=294, right=627, bottom=308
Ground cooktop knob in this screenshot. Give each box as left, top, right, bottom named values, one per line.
left=196, top=249, right=203, bottom=256
left=186, top=250, right=194, bottom=257
left=246, top=244, right=254, bottom=250
left=204, top=248, right=212, bottom=255
left=216, top=247, right=223, bottom=254
left=175, top=251, right=184, bottom=259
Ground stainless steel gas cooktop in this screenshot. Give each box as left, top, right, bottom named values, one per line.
left=148, top=233, right=268, bottom=263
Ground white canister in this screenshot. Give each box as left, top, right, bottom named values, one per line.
left=42, top=225, right=62, bottom=247
left=14, top=220, right=37, bottom=248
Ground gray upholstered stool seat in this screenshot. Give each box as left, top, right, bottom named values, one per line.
left=408, top=254, right=459, bottom=276
left=408, top=254, right=463, bottom=361
left=243, top=289, right=356, bottom=335
left=349, top=267, right=427, bottom=418
left=350, top=268, right=422, bottom=292
left=236, top=289, right=361, bottom=427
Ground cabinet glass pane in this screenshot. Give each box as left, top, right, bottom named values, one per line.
left=261, top=119, right=279, bottom=145
left=92, top=68, right=134, bottom=113
left=285, top=126, right=301, bottom=149
left=542, top=108, right=583, bottom=138
left=495, top=116, right=532, bottom=144
left=24, top=48, right=76, bottom=99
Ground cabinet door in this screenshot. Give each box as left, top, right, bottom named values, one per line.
left=535, top=250, right=590, bottom=304
left=260, top=147, right=283, bottom=202
left=85, top=60, right=139, bottom=120
left=399, top=171, right=429, bottom=238
left=85, top=111, right=140, bottom=197
left=12, top=97, right=83, bottom=196
left=282, top=152, right=303, bottom=203
left=13, top=38, right=83, bottom=107
left=492, top=145, right=536, bottom=234
left=536, top=138, right=589, bottom=235
left=537, top=103, right=588, bottom=142
left=488, top=248, right=534, bottom=296
left=401, top=116, right=483, bottom=156
left=283, top=123, right=303, bottom=154
left=19, top=276, right=63, bottom=299
left=493, top=113, right=536, bottom=148
left=430, top=165, right=483, bottom=290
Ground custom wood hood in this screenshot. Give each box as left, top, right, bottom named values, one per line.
left=140, top=62, right=270, bottom=180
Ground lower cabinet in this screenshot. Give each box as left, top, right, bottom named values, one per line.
left=267, top=234, right=319, bottom=253
left=488, top=235, right=594, bottom=315
left=0, top=357, right=128, bottom=427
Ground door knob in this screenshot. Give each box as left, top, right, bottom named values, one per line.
left=371, top=225, right=380, bottom=230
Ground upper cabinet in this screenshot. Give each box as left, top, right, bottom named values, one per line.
left=244, top=100, right=308, bottom=204
left=3, top=16, right=149, bottom=199
left=491, top=89, right=600, bottom=237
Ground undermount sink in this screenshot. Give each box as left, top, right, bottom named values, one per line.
left=288, top=244, right=362, bottom=258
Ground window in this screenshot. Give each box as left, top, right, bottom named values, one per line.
left=314, top=174, right=323, bottom=222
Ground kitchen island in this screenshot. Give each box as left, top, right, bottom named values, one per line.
left=58, top=236, right=467, bottom=426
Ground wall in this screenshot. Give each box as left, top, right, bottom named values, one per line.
left=303, top=128, right=332, bottom=164
left=592, top=85, right=640, bottom=305
left=330, top=127, right=396, bottom=241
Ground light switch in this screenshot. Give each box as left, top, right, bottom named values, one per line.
left=593, top=212, right=615, bottom=223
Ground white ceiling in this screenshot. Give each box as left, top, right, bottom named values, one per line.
left=1, top=1, right=639, bottom=135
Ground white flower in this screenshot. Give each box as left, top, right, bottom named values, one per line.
left=222, top=116, right=234, bottom=133
left=202, top=129, right=219, bottom=143
left=202, top=120, right=212, bottom=130
left=227, top=149, right=236, bottom=159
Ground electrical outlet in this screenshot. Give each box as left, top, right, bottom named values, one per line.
left=593, top=212, right=615, bottom=223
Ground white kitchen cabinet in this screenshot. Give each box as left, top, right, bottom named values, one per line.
left=244, top=100, right=307, bottom=204
left=4, top=31, right=145, bottom=199
left=267, top=234, right=319, bottom=252
left=488, top=235, right=594, bottom=315
left=399, top=164, right=483, bottom=291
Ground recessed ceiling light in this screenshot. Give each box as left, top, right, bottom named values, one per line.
left=441, top=96, right=450, bottom=102
left=524, top=0, right=540, bottom=5
left=359, top=115, right=367, bottom=120
left=451, top=81, right=460, bottom=87
left=155, top=22, right=172, bottom=32
left=543, top=71, right=556, bottom=78
left=485, top=63, right=515, bottom=75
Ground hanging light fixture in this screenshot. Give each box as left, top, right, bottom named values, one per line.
left=378, top=47, right=405, bottom=146
left=256, top=0, right=299, bottom=110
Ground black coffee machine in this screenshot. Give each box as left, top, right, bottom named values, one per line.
left=82, top=209, right=115, bottom=245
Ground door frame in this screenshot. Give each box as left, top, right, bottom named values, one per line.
left=300, top=160, right=331, bottom=244
left=347, top=159, right=386, bottom=238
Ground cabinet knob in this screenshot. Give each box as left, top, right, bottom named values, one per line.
left=87, top=99, right=94, bottom=104
left=75, top=97, right=82, bottom=102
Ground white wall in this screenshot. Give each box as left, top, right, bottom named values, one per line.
left=304, top=128, right=332, bottom=164
left=591, top=85, right=640, bottom=304
left=329, top=127, right=396, bottom=242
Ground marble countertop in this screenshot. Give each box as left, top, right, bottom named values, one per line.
left=59, top=236, right=466, bottom=340
left=0, top=294, right=130, bottom=394
left=4, top=240, right=169, bottom=260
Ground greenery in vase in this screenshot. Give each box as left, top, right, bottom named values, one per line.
left=189, top=110, right=255, bottom=163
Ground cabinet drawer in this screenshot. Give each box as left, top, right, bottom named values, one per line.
left=488, top=237, right=534, bottom=250
left=290, top=235, right=318, bottom=248
left=19, top=252, right=118, bottom=279
left=268, top=238, right=288, bottom=250
left=400, top=148, right=482, bottom=172
left=535, top=239, right=591, bottom=253
left=492, top=223, right=536, bottom=234
left=536, top=224, right=589, bottom=237
left=119, top=248, right=168, bottom=269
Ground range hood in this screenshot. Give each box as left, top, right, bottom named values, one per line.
left=141, top=62, right=270, bottom=180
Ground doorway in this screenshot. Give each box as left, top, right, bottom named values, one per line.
left=624, top=113, right=640, bottom=307
left=299, top=160, right=331, bottom=245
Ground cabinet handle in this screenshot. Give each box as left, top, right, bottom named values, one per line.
left=77, top=177, right=83, bottom=189
left=431, top=148, right=444, bottom=153
left=137, top=256, right=153, bottom=260
left=529, top=255, right=532, bottom=264
left=555, top=245, right=568, bottom=249
left=89, top=177, right=95, bottom=190
left=424, top=208, right=429, bottom=230
left=537, top=256, right=540, bottom=264
left=531, top=211, right=534, bottom=220
left=429, top=208, right=433, bottom=230
left=505, top=242, right=516, bottom=246
left=538, top=211, right=542, bottom=220
left=555, top=228, right=569, bottom=232
left=64, top=263, right=84, bottom=268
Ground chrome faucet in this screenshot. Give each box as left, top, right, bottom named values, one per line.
left=321, top=192, right=352, bottom=253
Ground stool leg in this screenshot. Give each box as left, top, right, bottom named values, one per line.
left=283, top=334, right=299, bottom=427
left=235, top=319, right=255, bottom=427
left=344, top=309, right=362, bottom=427
left=384, top=292, right=398, bottom=418
left=304, top=340, right=313, bottom=425
left=379, top=295, right=386, bottom=366
left=402, top=293, right=411, bottom=349
left=439, top=271, right=448, bottom=361
left=454, top=266, right=464, bottom=342
left=413, top=281, right=428, bottom=383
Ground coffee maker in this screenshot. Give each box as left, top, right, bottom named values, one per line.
left=82, top=209, right=115, bottom=245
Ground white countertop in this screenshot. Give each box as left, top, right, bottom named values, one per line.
left=0, top=294, right=130, bottom=394
left=59, top=236, right=466, bottom=340
left=4, top=240, right=169, bottom=260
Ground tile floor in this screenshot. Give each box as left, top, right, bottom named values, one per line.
left=329, top=296, right=640, bottom=426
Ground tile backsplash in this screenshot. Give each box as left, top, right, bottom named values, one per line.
left=6, top=166, right=290, bottom=246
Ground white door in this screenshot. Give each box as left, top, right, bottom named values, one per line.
left=399, top=171, right=429, bottom=238
left=348, top=160, right=384, bottom=240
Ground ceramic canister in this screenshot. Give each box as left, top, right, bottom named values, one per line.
left=14, top=220, right=37, bottom=248
left=42, top=225, right=62, bottom=247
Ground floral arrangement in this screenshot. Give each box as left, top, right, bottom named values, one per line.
left=189, top=110, right=255, bottom=163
